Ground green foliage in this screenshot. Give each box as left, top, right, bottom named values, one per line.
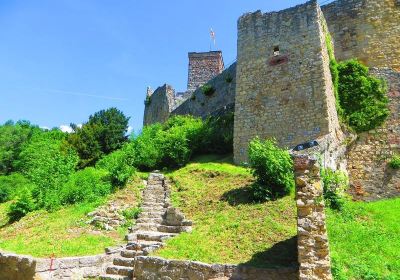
left=0, top=120, right=38, bottom=175
left=96, top=149, right=135, bottom=187
left=66, top=107, right=129, bottom=168
left=224, top=75, right=233, bottom=83
left=321, top=168, right=348, bottom=211
left=7, top=190, right=36, bottom=222
left=60, top=168, right=112, bottom=205
left=337, top=60, right=389, bottom=132
left=201, top=84, right=215, bottom=96
left=0, top=173, right=33, bottom=203
left=248, top=138, right=294, bottom=201
left=122, top=206, right=142, bottom=220
left=389, top=155, right=400, bottom=169
left=201, top=112, right=234, bottom=154
left=18, top=129, right=79, bottom=209
left=144, top=95, right=151, bottom=105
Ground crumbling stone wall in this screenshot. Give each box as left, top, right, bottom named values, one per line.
left=233, top=0, right=341, bottom=163
left=143, top=84, right=176, bottom=126
left=172, top=63, right=236, bottom=118
left=0, top=251, right=115, bottom=280
left=347, top=69, right=400, bottom=200
left=134, top=256, right=297, bottom=280
left=293, top=155, right=333, bottom=280
left=322, top=0, right=400, bottom=71
left=187, top=51, right=224, bottom=93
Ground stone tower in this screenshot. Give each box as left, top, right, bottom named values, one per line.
left=233, top=0, right=341, bottom=164
left=187, top=51, right=224, bottom=93
left=322, top=0, right=400, bottom=72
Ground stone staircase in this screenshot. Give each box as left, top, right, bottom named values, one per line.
left=100, top=172, right=192, bottom=280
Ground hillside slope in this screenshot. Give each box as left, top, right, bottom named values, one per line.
left=154, top=155, right=298, bottom=268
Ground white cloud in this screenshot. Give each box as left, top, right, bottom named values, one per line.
left=77, top=123, right=83, bottom=128
left=127, top=126, right=133, bottom=134
left=60, top=125, right=73, bottom=133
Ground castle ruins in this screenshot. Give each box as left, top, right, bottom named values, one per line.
left=144, top=0, right=400, bottom=201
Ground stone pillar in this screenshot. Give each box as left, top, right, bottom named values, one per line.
left=293, top=154, right=332, bottom=280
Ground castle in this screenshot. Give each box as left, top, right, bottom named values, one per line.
left=144, top=0, right=400, bottom=201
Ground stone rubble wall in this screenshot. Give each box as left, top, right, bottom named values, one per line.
left=347, top=68, right=400, bottom=200
left=187, top=51, right=225, bottom=94
left=0, top=251, right=115, bottom=280
left=143, top=84, right=176, bottom=126
left=322, top=0, right=400, bottom=71
left=233, top=0, right=341, bottom=164
left=293, top=155, right=333, bottom=280
left=134, top=256, right=298, bottom=280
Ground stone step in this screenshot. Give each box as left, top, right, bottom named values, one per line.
left=113, top=257, right=136, bottom=267
left=106, top=265, right=134, bottom=277
left=134, top=223, right=158, bottom=232
left=99, top=275, right=130, bottom=280
left=141, top=202, right=166, bottom=207
left=141, top=206, right=166, bottom=212
left=120, top=249, right=144, bottom=258
left=138, top=211, right=165, bottom=219
left=157, top=224, right=192, bottom=233
left=136, top=231, right=178, bottom=242
left=126, top=241, right=164, bottom=250
left=136, top=217, right=163, bottom=224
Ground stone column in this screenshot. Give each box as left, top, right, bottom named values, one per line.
left=293, top=154, right=332, bottom=280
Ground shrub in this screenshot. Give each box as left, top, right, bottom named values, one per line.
left=201, top=84, right=215, bottom=96
left=248, top=138, right=294, bottom=201
left=144, top=95, right=151, bottom=105
left=122, top=207, right=142, bottom=220
left=225, top=75, right=233, bottom=83
left=337, top=59, right=389, bottom=132
left=96, top=149, right=135, bottom=187
left=201, top=112, right=234, bottom=154
left=0, top=173, right=34, bottom=203
left=321, top=168, right=348, bottom=211
left=60, top=168, right=112, bottom=205
left=389, top=155, right=400, bottom=169
left=7, top=190, right=36, bottom=222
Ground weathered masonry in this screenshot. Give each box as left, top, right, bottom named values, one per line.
left=322, top=0, right=400, bottom=72
left=233, top=1, right=341, bottom=164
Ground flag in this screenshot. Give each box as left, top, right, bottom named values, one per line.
left=210, top=28, right=216, bottom=46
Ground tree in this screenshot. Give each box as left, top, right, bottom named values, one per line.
left=0, top=120, right=38, bottom=175
left=66, top=108, right=130, bottom=168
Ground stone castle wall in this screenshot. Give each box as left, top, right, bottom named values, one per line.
left=172, top=62, right=236, bottom=118
left=347, top=69, right=400, bottom=201
left=233, top=0, right=341, bottom=163
left=322, top=0, right=400, bottom=71
left=187, top=51, right=224, bottom=93
left=143, top=84, right=176, bottom=126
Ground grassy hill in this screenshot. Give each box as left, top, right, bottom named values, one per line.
left=154, top=155, right=298, bottom=268
left=0, top=154, right=399, bottom=279
left=0, top=177, right=143, bottom=257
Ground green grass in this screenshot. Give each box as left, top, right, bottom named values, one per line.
left=327, top=198, right=400, bottom=279
left=0, top=176, right=143, bottom=257
left=155, top=155, right=297, bottom=267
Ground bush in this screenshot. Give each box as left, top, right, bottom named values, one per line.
left=201, top=112, right=234, bottom=154
left=321, top=168, right=348, bottom=211
left=336, top=60, right=389, bottom=132
left=248, top=138, right=294, bottom=201
left=0, top=173, right=34, bottom=203
left=7, top=190, right=36, bottom=222
left=96, top=149, right=135, bottom=187
left=60, top=168, right=112, bottom=205
left=201, top=84, right=215, bottom=96
left=389, top=155, right=400, bottom=169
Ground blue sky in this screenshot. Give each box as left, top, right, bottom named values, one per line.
left=0, top=0, right=333, bottom=133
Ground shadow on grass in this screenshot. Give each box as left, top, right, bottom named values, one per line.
left=242, top=236, right=298, bottom=268
left=220, top=184, right=256, bottom=205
